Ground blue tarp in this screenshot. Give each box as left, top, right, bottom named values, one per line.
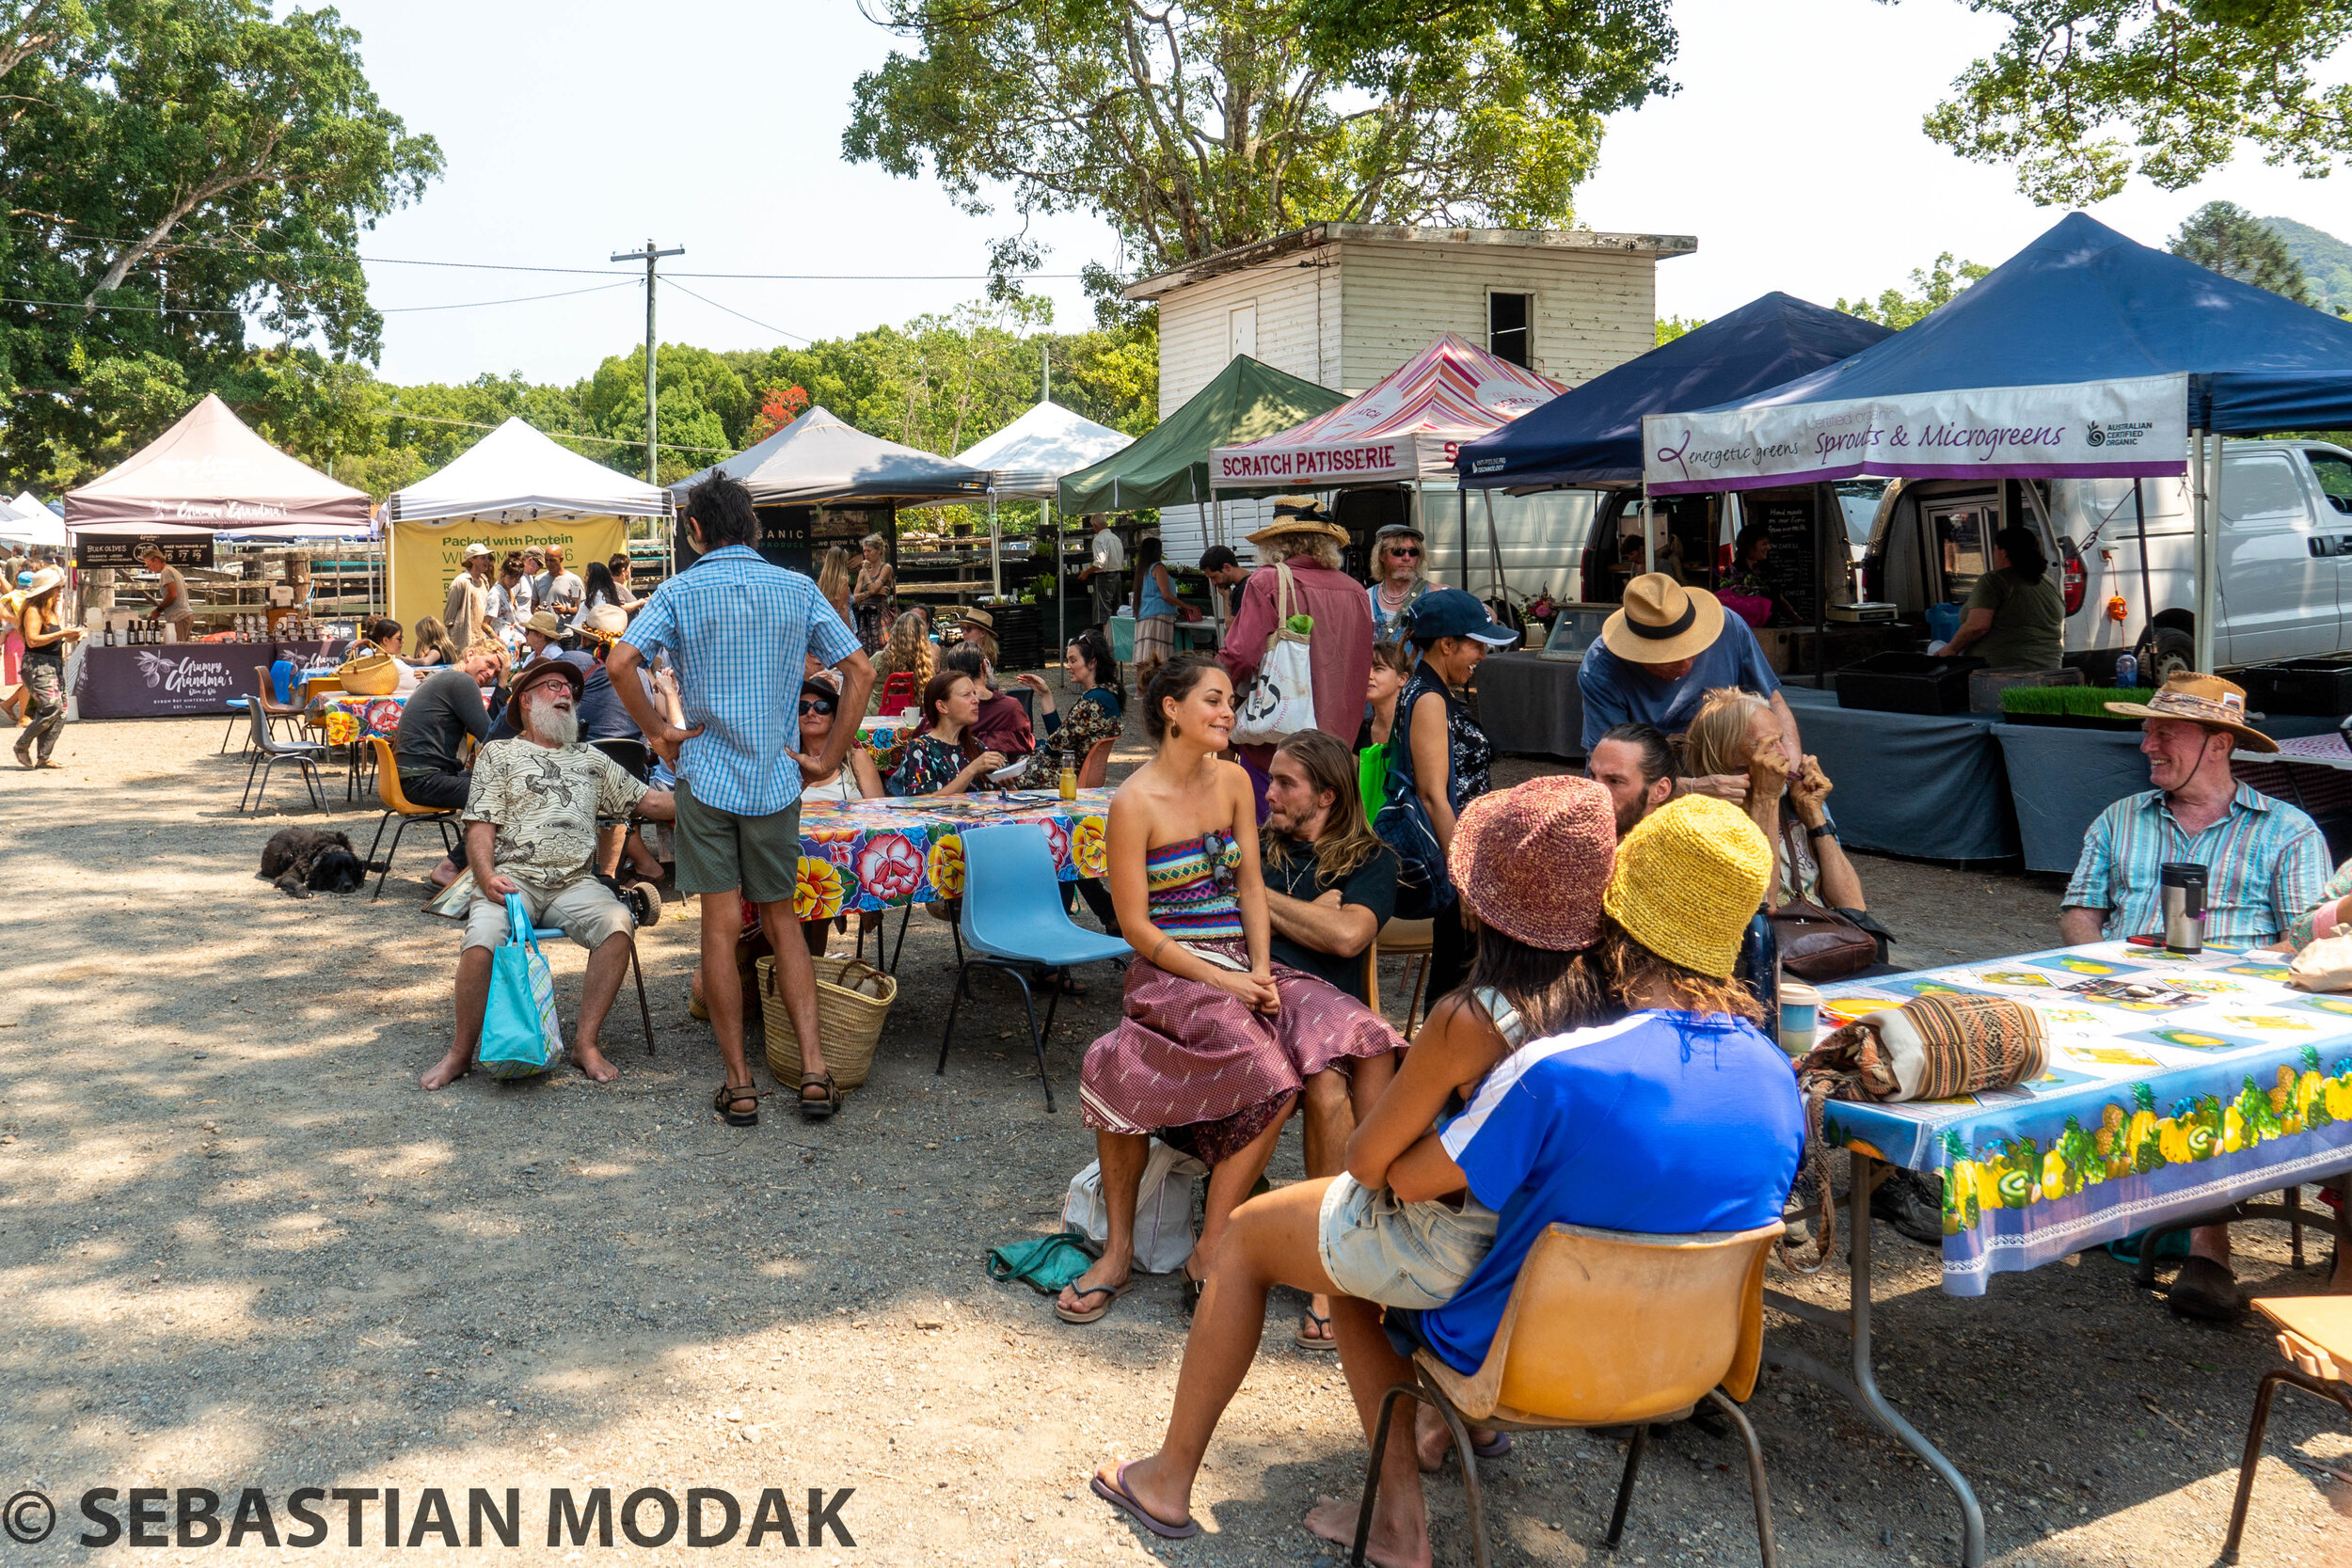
left=1686, top=213, right=2352, bottom=435
left=1456, top=293, right=1892, bottom=488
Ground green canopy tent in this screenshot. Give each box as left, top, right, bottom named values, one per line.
left=1056, top=354, right=1343, bottom=647
left=1058, top=355, right=1343, bottom=515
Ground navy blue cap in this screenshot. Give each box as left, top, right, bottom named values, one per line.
left=1406, top=588, right=1519, bottom=648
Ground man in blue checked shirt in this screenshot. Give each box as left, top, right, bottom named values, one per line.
left=611, top=475, right=876, bottom=1128
left=2059, top=671, right=2329, bottom=1323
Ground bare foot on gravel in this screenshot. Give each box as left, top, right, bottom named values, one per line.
left=572, top=1042, right=618, bottom=1083
left=1304, top=1494, right=1431, bottom=1568
left=419, top=1050, right=471, bottom=1090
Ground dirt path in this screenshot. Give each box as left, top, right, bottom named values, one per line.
left=0, top=709, right=2344, bottom=1565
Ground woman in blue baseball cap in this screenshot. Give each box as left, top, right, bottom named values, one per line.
left=1372, top=588, right=1518, bottom=997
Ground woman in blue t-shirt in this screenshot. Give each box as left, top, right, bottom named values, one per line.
left=1090, top=791, right=1804, bottom=1563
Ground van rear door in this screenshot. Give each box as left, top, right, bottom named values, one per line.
left=2304, top=449, right=2352, bottom=653
left=2219, top=448, right=2337, bottom=663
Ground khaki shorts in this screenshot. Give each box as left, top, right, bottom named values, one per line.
left=673, top=777, right=802, bottom=906
left=1317, top=1174, right=1500, bottom=1311
left=463, top=876, right=632, bottom=954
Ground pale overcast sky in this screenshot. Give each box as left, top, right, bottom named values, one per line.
left=330, top=0, right=2352, bottom=388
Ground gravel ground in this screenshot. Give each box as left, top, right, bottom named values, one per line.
left=0, top=700, right=2345, bottom=1567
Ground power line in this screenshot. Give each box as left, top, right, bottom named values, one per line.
left=373, top=407, right=736, bottom=457
left=663, top=279, right=815, bottom=345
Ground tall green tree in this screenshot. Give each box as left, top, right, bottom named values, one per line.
left=1836, top=252, right=1991, bottom=329
left=843, top=0, right=1677, bottom=305
left=0, top=0, right=440, bottom=485
left=2169, top=200, right=2316, bottom=305
left=1915, top=1, right=2352, bottom=205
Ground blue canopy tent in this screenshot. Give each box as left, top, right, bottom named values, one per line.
left=1456, top=292, right=1894, bottom=490
left=1641, top=212, right=2352, bottom=669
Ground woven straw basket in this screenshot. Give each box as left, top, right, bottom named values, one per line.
left=753, top=955, right=897, bottom=1091
left=337, top=652, right=400, bottom=695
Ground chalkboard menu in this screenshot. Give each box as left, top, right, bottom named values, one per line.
left=676, top=503, right=896, bottom=577
left=74, top=531, right=215, bottom=569
left=1748, top=491, right=1819, bottom=625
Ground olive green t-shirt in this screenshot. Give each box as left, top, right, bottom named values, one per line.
left=1962, top=567, right=2064, bottom=671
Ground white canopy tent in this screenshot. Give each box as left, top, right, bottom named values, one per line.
left=928, top=401, right=1133, bottom=600
left=3, top=492, right=70, bottom=549
left=388, top=416, right=669, bottom=523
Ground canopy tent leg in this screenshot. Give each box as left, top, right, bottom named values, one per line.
left=2192, top=430, right=2218, bottom=673
left=1642, top=492, right=1657, bottom=575
left=1484, top=488, right=1503, bottom=602
left=1051, top=498, right=1061, bottom=656
left=1457, top=486, right=1470, bottom=594
left=2132, top=479, right=2154, bottom=658
left=988, top=493, right=1001, bottom=599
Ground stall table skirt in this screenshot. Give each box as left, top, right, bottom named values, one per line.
left=1989, top=723, right=2153, bottom=874
left=1782, top=686, right=2015, bottom=862
left=1471, top=651, right=1582, bottom=759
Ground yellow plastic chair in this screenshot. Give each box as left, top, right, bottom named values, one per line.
left=1351, top=1220, right=1786, bottom=1568
left=2223, top=1295, right=2352, bottom=1563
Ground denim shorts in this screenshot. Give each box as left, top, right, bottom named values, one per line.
left=1316, top=1174, right=1500, bottom=1311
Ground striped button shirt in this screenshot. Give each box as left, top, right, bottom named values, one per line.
left=2063, top=784, right=2330, bottom=944
left=619, top=546, right=860, bottom=817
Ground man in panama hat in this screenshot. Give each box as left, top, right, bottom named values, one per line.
left=1577, top=572, right=1801, bottom=799
left=2060, top=670, right=2331, bottom=1321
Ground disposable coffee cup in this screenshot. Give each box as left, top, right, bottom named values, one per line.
left=1777, top=981, right=1821, bottom=1056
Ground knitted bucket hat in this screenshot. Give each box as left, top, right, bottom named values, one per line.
left=1600, top=795, right=1772, bottom=980
left=1448, top=775, right=1616, bottom=951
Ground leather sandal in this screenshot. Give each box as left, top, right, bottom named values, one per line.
left=798, top=1071, right=842, bottom=1120
left=712, top=1080, right=765, bottom=1127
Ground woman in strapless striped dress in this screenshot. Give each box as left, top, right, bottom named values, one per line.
left=1055, top=657, right=1403, bottom=1327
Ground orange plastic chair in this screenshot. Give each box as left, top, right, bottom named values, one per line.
left=361, top=736, right=459, bottom=901
left=877, top=671, right=918, bottom=716
left=1375, top=917, right=1436, bottom=1035
left=1351, top=1221, right=1785, bottom=1568
left=1076, top=736, right=1115, bottom=789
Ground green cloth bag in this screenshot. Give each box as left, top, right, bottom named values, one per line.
left=987, top=1229, right=1101, bottom=1295
left=1357, top=741, right=1390, bottom=823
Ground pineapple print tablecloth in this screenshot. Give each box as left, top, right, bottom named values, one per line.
left=1819, top=942, right=2352, bottom=1296
left=791, top=788, right=1114, bottom=922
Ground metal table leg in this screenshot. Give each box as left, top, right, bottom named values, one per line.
left=1763, top=1152, right=1987, bottom=1568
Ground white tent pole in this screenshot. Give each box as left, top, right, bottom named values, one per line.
left=1642, top=491, right=1657, bottom=575
left=2191, top=430, right=2217, bottom=673
left=988, top=492, right=1001, bottom=598
left=1050, top=497, right=1062, bottom=653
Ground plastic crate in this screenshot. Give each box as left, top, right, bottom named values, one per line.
left=1835, top=650, right=1987, bottom=716
left=2238, top=659, right=2352, bottom=718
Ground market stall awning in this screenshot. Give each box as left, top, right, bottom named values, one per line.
left=668, top=406, right=989, bottom=506
left=1458, top=293, right=1892, bottom=490
left=64, top=392, right=373, bottom=531
left=1057, top=355, right=1345, bottom=513
left=1211, top=333, right=1563, bottom=491
left=1642, top=212, right=2352, bottom=495
left=389, top=417, right=668, bottom=522
left=940, top=401, right=1132, bottom=501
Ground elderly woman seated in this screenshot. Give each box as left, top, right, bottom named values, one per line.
left=1679, top=685, right=1866, bottom=914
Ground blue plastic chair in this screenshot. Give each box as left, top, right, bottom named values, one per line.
left=939, top=824, right=1130, bottom=1111
left=218, top=696, right=251, bottom=754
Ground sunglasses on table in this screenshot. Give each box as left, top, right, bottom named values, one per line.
left=799, top=696, right=837, bottom=716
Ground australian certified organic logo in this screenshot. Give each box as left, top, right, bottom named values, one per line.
left=5, top=1483, right=853, bottom=1550
left=2084, top=420, right=2153, bottom=451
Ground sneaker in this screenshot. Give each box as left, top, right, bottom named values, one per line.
left=1871, top=1169, right=1946, bottom=1248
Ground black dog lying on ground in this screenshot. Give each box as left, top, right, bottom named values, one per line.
left=258, top=828, right=385, bottom=898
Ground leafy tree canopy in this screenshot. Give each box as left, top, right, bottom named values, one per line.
left=2168, top=200, right=2314, bottom=305
left=1915, top=0, right=2352, bottom=205
left=0, top=0, right=442, bottom=483
left=1836, top=251, right=1992, bottom=329
left=842, top=0, right=1677, bottom=307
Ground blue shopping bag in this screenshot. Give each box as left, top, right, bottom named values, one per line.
left=480, top=893, right=563, bottom=1079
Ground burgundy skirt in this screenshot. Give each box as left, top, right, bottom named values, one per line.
left=1079, top=941, right=1404, bottom=1165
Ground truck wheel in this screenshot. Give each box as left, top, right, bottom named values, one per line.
left=2148, top=627, right=2195, bottom=682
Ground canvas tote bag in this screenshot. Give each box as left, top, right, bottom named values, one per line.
left=1230, top=564, right=1318, bottom=747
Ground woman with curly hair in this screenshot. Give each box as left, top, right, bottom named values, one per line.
left=870, top=610, right=935, bottom=715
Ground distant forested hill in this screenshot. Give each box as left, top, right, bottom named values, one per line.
left=2266, top=217, right=2352, bottom=315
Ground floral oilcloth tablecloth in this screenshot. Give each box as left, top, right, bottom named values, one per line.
left=855, top=715, right=915, bottom=773
left=1816, top=941, right=2352, bottom=1296
left=306, top=691, right=410, bottom=746
left=793, top=788, right=1114, bottom=920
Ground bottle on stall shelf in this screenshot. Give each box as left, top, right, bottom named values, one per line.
left=2115, top=652, right=2137, bottom=689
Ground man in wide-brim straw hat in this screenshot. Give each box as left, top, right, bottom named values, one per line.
left=1216, top=496, right=1375, bottom=805
left=2060, top=669, right=2332, bottom=1323
left=1577, top=571, right=1801, bottom=798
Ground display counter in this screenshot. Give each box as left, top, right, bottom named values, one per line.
left=73, top=640, right=335, bottom=720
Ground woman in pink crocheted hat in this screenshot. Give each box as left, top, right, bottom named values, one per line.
left=1090, top=773, right=1627, bottom=1549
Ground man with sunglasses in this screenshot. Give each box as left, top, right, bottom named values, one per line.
left=1366, top=523, right=1430, bottom=644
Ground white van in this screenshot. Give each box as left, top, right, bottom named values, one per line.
left=1861, top=440, right=2352, bottom=680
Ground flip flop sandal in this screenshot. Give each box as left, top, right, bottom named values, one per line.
left=1054, top=1278, right=1134, bottom=1325
left=1294, top=1308, right=1337, bottom=1352
left=1089, top=1464, right=1199, bottom=1541
left=798, top=1071, right=843, bottom=1120
left=712, top=1081, right=765, bottom=1127
left=1180, top=1259, right=1207, bottom=1318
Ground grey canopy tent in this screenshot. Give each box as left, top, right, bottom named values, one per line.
left=668, top=406, right=990, bottom=505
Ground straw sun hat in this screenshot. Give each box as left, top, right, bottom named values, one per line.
left=1600, top=795, right=1772, bottom=980
left=1246, top=495, right=1348, bottom=547
left=1447, top=776, right=1616, bottom=951
left=1599, top=572, right=1725, bottom=665
left=2103, top=671, right=2276, bottom=753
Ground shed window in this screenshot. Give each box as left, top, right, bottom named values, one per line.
left=1488, top=292, right=1532, bottom=368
